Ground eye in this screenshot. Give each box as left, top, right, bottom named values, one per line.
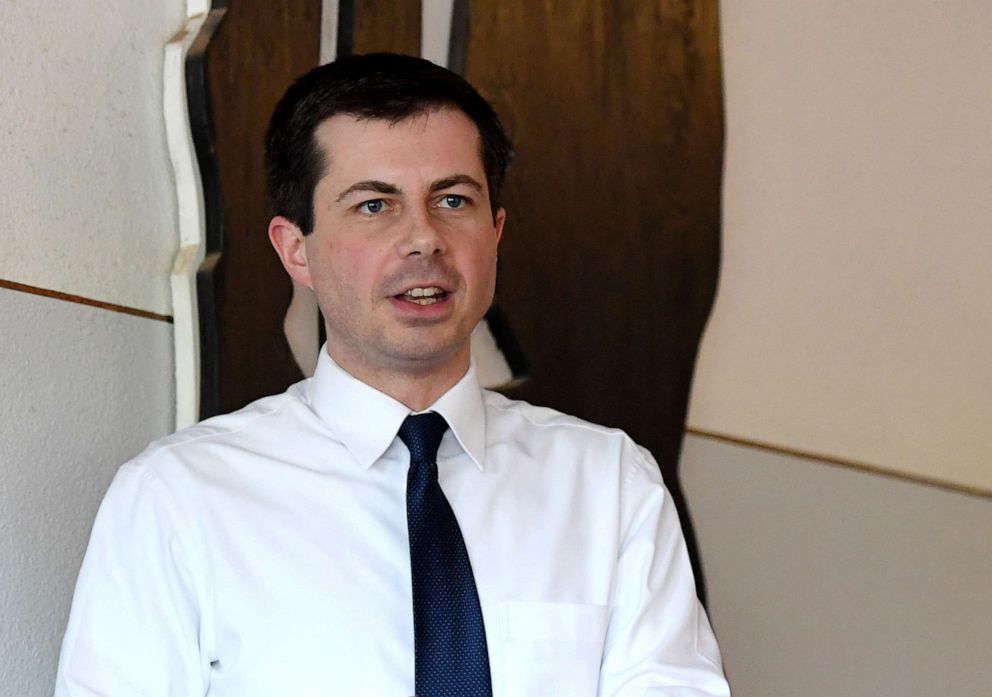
left=438, top=194, right=466, bottom=209
left=358, top=199, right=386, bottom=215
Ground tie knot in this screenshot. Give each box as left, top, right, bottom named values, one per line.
left=398, top=412, right=449, bottom=463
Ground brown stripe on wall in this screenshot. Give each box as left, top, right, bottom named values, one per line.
left=0, top=279, right=173, bottom=323
left=686, top=426, right=992, bottom=501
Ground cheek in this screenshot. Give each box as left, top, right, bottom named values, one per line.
left=467, top=244, right=499, bottom=294
left=311, top=241, right=382, bottom=290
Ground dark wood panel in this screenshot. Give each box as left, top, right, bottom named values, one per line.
left=185, top=4, right=227, bottom=419
left=341, top=0, right=421, bottom=56
left=463, top=0, right=724, bottom=598
left=205, top=0, right=322, bottom=415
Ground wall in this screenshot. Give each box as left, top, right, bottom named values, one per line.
left=689, top=0, right=992, bottom=494
left=683, top=435, right=992, bottom=697
left=684, top=2, right=992, bottom=695
left=0, top=2, right=184, bottom=694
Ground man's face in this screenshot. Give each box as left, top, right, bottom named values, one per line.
left=273, top=108, right=504, bottom=384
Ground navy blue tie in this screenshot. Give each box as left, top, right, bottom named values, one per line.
left=399, top=413, right=493, bottom=697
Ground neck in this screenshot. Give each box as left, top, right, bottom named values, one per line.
left=325, top=345, right=470, bottom=411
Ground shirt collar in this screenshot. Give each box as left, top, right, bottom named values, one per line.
left=306, top=348, right=487, bottom=471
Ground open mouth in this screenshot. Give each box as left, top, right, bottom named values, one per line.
left=396, top=286, right=449, bottom=306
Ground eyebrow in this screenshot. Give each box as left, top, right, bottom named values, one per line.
left=335, top=180, right=401, bottom=202
left=335, top=175, right=485, bottom=203
left=429, top=174, right=484, bottom=193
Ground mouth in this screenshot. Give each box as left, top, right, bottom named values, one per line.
left=394, top=285, right=450, bottom=306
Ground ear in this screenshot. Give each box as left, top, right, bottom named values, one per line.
left=493, top=207, right=506, bottom=246
left=269, top=216, right=313, bottom=289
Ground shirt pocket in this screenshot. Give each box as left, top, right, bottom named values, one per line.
left=501, top=601, right=608, bottom=697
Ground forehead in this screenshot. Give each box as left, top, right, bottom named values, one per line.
left=313, top=108, right=486, bottom=184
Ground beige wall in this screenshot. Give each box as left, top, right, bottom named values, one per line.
left=682, top=434, right=992, bottom=697
left=0, top=2, right=184, bottom=693
left=689, top=0, right=992, bottom=493
left=1, top=1, right=185, bottom=315
left=684, top=2, right=992, bottom=695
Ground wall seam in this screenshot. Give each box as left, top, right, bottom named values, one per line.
left=0, top=279, right=173, bottom=323
left=685, top=426, right=992, bottom=501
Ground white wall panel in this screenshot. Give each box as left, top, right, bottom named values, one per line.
left=0, top=1, right=186, bottom=315
left=682, top=434, right=992, bottom=697
left=0, top=289, right=174, bottom=695
left=689, top=1, right=992, bottom=492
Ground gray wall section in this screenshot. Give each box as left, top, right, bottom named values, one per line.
left=681, top=433, right=992, bottom=697
left=0, top=288, right=173, bottom=696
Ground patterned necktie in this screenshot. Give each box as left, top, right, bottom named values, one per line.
left=399, top=412, right=493, bottom=697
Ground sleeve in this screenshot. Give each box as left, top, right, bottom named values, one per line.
left=54, top=463, right=211, bottom=696
left=597, top=442, right=731, bottom=696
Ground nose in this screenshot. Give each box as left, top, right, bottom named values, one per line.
left=400, top=206, right=446, bottom=258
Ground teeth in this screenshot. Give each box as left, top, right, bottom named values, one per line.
left=408, top=297, right=439, bottom=306
left=404, top=286, right=442, bottom=298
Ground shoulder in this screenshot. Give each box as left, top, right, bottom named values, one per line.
left=125, top=380, right=318, bottom=479
left=482, top=389, right=617, bottom=435
left=481, top=390, right=661, bottom=482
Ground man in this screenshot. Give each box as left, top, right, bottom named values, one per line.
left=56, top=53, right=729, bottom=696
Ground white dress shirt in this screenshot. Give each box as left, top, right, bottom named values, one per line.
left=55, top=350, right=729, bottom=696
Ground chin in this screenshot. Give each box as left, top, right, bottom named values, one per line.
left=390, top=337, right=470, bottom=370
